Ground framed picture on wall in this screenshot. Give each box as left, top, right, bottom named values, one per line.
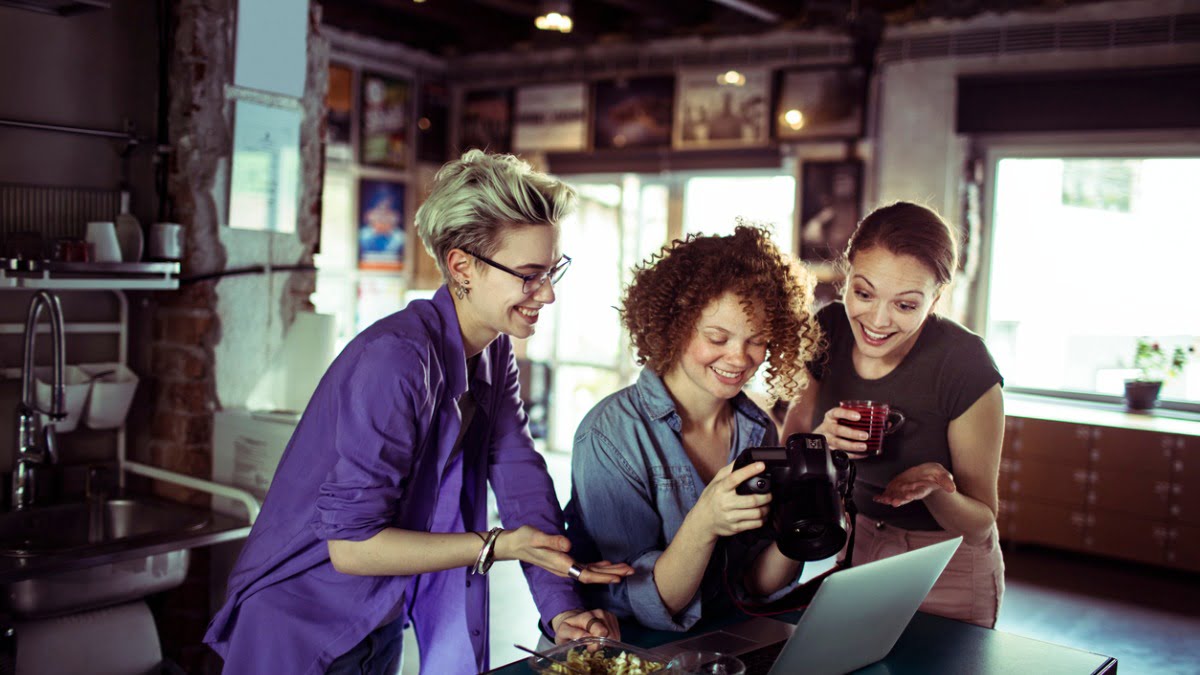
left=357, top=178, right=406, bottom=271
left=360, top=72, right=410, bottom=169
left=459, top=88, right=513, bottom=153
left=674, top=68, right=770, bottom=149
left=592, top=76, right=674, bottom=150
left=326, top=63, right=354, bottom=162
left=514, top=83, right=589, bottom=153
left=417, top=79, right=451, bottom=164
left=775, top=67, right=866, bottom=141
left=799, top=159, right=862, bottom=303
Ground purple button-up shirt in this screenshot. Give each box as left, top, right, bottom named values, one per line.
left=204, top=286, right=580, bottom=674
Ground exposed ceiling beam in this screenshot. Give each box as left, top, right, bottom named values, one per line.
left=472, top=0, right=539, bottom=16
left=709, top=0, right=779, bottom=22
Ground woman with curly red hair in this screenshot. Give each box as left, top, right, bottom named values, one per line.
left=563, top=225, right=822, bottom=631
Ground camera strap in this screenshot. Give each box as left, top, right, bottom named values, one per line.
left=721, top=500, right=860, bottom=617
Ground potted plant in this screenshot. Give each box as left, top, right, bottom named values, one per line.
left=1125, top=338, right=1194, bottom=411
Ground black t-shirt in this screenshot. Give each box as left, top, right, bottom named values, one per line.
left=808, top=302, right=1003, bottom=530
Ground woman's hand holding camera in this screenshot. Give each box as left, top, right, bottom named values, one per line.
left=875, top=462, right=957, bottom=507
left=494, top=525, right=634, bottom=584
left=814, top=406, right=870, bottom=456
left=694, top=461, right=773, bottom=540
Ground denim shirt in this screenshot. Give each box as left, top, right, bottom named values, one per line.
left=564, top=369, right=800, bottom=632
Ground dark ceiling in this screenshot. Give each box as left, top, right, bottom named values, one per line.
left=319, top=0, right=1115, bottom=57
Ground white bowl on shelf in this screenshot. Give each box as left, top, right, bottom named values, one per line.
left=81, top=363, right=139, bottom=430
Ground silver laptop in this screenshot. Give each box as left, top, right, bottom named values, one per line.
left=657, top=537, right=963, bottom=675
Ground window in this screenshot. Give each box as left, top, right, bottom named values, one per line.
left=984, top=155, right=1200, bottom=407
left=523, top=170, right=796, bottom=451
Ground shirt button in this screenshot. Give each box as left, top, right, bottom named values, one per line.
left=472, top=629, right=481, bottom=637
left=465, top=579, right=471, bottom=588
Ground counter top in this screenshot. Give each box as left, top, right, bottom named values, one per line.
left=0, top=504, right=250, bottom=584
left=1005, top=393, right=1200, bottom=438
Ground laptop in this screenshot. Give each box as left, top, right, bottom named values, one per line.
left=656, top=537, right=963, bottom=675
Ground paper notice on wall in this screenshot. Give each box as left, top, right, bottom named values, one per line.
left=228, top=98, right=302, bottom=233
left=231, top=434, right=275, bottom=499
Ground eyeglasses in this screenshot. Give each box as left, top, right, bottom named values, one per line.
left=462, top=249, right=572, bottom=295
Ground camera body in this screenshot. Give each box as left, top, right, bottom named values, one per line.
left=733, top=433, right=855, bottom=561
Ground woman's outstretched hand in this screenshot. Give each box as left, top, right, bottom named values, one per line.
left=875, top=462, right=957, bottom=507
left=693, top=461, right=773, bottom=540
left=494, top=525, right=634, bottom=584
left=551, top=608, right=621, bottom=643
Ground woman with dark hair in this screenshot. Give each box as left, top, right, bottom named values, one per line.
left=205, top=150, right=631, bottom=674
left=783, top=201, right=1005, bottom=628
left=564, top=225, right=822, bottom=631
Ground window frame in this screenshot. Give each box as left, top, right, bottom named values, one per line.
left=974, top=131, right=1200, bottom=414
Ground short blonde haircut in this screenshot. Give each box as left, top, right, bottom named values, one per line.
left=415, top=150, right=577, bottom=282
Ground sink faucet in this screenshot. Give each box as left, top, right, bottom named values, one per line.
left=13, top=290, right=65, bottom=511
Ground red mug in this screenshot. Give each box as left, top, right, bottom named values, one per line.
left=838, top=400, right=906, bottom=456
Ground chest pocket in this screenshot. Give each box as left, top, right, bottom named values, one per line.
left=651, top=467, right=695, bottom=493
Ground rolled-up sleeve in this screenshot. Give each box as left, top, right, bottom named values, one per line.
left=487, top=345, right=581, bottom=630
left=572, top=430, right=703, bottom=632
left=312, top=339, right=423, bottom=542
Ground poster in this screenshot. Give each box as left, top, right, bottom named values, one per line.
left=674, top=69, right=770, bottom=149
left=799, top=159, right=862, bottom=304
left=459, top=88, right=512, bottom=154
left=357, top=178, right=406, bottom=271
left=326, top=63, right=354, bottom=162
left=776, top=67, right=866, bottom=141
left=360, top=72, right=410, bottom=169
left=514, top=83, right=588, bottom=152
left=592, top=76, right=674, bottom=150
left=417, top=79, right=451, bottom=164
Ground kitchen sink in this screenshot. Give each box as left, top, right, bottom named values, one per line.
left=0, top=498, right=209, bottom=557
left=0, top=497, right=212, bottom=618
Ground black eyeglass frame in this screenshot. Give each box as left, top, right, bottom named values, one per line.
left=461, top=248, right=572, bottom=295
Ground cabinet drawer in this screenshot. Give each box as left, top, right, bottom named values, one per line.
left=1170, top=481, right=1200, bottom=525
left=1167, top=523, right=1200, bottom=573
left=1083, top=510, right=1168, bottom=566
left=1090, top=471, right=1171, bottom=520
left=1004, top=499, right=1086, bottom=551
left=1091, top=427, right=1173, bottom=479
left=1007, top=458, right=1089, bottom=506
left=1013, top=418, right=1091, bottom=466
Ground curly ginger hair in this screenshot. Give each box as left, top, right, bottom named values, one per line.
left=621, top=225, right=821, bottom=401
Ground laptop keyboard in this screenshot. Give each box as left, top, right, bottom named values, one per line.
left=739, top=639, right=786, bottom=675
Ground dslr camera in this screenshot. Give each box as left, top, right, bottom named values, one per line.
left=733, top=433, right=856, bottom=561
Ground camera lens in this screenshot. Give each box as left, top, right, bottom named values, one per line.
left=751, top=477, right=771, bottom=493
left=792, top=520, right=826, bottom=539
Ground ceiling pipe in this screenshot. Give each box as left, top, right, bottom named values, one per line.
left=709, top=0, right=779, bottom=22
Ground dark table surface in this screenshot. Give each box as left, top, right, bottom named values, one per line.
left=490, top=611, right=1118, bottom=674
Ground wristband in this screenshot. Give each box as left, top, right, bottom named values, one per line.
left=472, top=527, right=503, bottom=575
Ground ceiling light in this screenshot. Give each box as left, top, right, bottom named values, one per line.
left=718, top=70, right=746, bottom=86
left=536, top=0, right=573, bottom=33
left=783, top=109, right=805, bottom=130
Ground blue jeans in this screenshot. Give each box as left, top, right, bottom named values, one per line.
left=326, top=619, right=405, bottom=675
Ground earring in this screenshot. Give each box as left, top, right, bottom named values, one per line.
left=455, top=279, right=470, bottom=300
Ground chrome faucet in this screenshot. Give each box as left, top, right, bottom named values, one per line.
left=13, top=290, right=65, bottom=511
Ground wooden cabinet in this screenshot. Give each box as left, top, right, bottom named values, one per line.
left=1000, top=412, right=1200, bottom=573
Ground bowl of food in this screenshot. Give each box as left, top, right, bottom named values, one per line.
left=528, top=637, right=668, bottom=674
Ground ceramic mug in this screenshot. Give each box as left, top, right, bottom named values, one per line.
left=148, top=222, right=184, bottom=261
left=86, top=221, right=122, bottom=263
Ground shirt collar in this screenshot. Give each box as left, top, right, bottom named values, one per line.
left=633, top=368, right=773, bottom=430
left=432, top=285, right=497, bottom=402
